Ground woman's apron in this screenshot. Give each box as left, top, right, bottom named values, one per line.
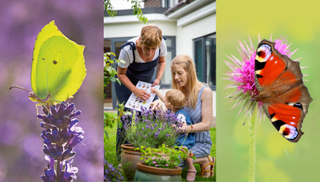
left=115, top=41, right=161, bottom=160
left=115, top=41, right=160, bottom=106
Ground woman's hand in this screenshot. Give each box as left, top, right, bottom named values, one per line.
left=151, top=78, right=160, bottom=86
left=150, top=99, right=163, bottom=110
left=133, top=88, right=150, bottom=101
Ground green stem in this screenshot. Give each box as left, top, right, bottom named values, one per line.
left=248, top=113, right=257, bottom=182
left=56, top=128, right=61, bottom=182
left=56, top=160, right=60, bottom=182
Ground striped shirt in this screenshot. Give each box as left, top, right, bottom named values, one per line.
left=184, top=86, right=212, bottom=157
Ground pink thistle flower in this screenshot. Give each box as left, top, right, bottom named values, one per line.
left=224, top=35, right=297, bottom=120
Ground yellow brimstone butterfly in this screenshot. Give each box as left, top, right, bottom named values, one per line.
left=10, top=20, right=86, bottom=110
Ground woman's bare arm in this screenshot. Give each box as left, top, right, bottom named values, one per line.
left=152, top=56, right=166, bottom=86
left=117, top=66, right=150, bottom=101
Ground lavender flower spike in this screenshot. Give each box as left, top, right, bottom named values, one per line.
left=39, top=101, right=83, bottom=182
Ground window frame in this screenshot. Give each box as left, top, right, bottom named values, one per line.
left=193, top=33, right=216, bottom=91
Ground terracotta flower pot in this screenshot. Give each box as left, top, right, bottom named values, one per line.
left=134, top=162, right=182, bottom=181
left=121, top=144, right=144, bottom=180
left=120, top=144, right=170, bottom=180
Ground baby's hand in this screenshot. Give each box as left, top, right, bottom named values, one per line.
left=151, top=88, right=157, bottom=94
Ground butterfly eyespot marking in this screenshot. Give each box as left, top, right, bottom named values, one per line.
left=286, top=102, right=303, bottom=109
left=293, top=103, right=303, bottom=110
left=280, top=124, right=298, bottom=139
left=53, top=60, right=57, bottom=65
left=42, top=58, right=45, bottom=60
left=255, top=44, right=272, bottom=71
left=257, top=44, right=272, bottom=61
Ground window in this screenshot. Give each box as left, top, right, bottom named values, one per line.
left=193, top=33, right=216, bottom=90
left=163, top=0, right=170, bottom=7
left=158, top=36, right=176, bottom=88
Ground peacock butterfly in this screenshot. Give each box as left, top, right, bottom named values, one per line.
left=255, top=39, right=313, bottom=143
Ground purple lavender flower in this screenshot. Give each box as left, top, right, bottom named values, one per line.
left=155, top=132, right=159, bottom=139
left=38, top=102, right=83, bottom=181
left=104, top=160, right=123, bottom=181
left=122, top=107, right=181, bottom=148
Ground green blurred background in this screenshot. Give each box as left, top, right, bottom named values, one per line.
left=217, top=0, right=320, bottom=181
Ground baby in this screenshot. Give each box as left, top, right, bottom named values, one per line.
left=151, top=88, right=197, bottom=181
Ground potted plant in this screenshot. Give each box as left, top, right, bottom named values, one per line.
left=134, top=144, right=196, bottom=181
left=119, top=107, right=181, bottom=180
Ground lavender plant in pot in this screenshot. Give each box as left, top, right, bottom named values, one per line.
left=119, top=107, right=181, bottom=180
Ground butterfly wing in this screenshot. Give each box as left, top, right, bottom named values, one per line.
left=31, top=21, right=86, bottom=105
left=255, top=39, right=312, bottom=142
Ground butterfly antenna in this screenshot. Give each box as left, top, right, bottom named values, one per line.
left=9, top=85, right=32, bottom=92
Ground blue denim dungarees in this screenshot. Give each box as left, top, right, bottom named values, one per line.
left=115, top=40, right=162, bottom=160
left=175, top=109, right=195, bottom=149
left=115, top=41, right=160, bottom=105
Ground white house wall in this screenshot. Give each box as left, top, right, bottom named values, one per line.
left=104, top=17, right=177, bottom=38
left=175, top=13, right=216, bottom=117
left=175, top=13, right=216, bottom=57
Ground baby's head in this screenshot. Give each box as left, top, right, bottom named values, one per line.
left=165, top=89, right=185, bottom=112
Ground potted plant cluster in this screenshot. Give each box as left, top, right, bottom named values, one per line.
left=134, top=144, right=196, bottom=181
left=119, top=107, right=183, bottom=180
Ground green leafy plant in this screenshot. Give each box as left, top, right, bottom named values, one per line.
left=136, top=144, right=196, bottom=169
left=104, top=0, right=148, bottom=24
left=104, top=103, right=131, bottom=139
left=104, top=52, right=123, bottom=87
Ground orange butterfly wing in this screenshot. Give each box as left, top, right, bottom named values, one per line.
left=255, top=39, right=312, bottom=142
